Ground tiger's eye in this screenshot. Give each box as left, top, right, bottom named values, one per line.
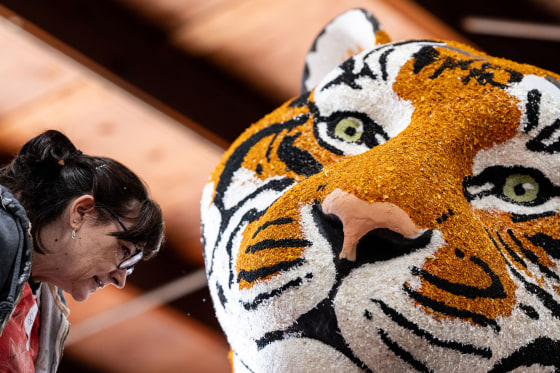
left=503, top=174, right=539, bottom=203
left=335, top=118, right=363, bottom=142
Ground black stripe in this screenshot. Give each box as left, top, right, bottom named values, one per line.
left=371, top=299, right=492, bottom=358
left=527, top=232, right=560, bottom=260
left=241, top=276, right=305, bottom=310
left=238, top=258, right=306, bottom=283
left=265, top=132, right=279, bottom=162
left=226, top=209, right=265, bottom=286
left=413, top=45, right=440, bottom=74
left=253, top=217, right=294, bottom=239
left=379, top=48, right=394, bottom=81
left=403, top=284, right=500, bottom=332
left=377, top=328, right=433, bottom=372
left=245, top=238, right=312, bottom=254
left=490, top=229, right=560, bottom=319
left=515, top=275, right=560, bottom=318
left=519, top=303, right=539, bottom=320
left=527, top=117, right=560, bottom=154
left=508, top=229, right=560, bottom=281
left=496, top=231, right=527, bottom=268
left=235, top=353, right=257, bottom=373
left=216, top=282, right=227, bottom=307
left=277, top=132, right=323, bottom=176
left=524, top=89, right=541, bottom=133
left=511, top=211, right=556, bottom=222
left=411, top=255, right=506, bottom=300
left=489, top=337, right=560, bottom=372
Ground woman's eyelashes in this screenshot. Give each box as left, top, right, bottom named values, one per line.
left=122, top=244, right=131, bottom=259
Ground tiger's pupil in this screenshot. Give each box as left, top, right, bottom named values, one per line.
left=514, top=184, right=526, bottom=196
left=335, top=118, right=363, bottom=142
left=345, top=127, right=356, bottom=137
left=503, top=174, right=539, bottom=203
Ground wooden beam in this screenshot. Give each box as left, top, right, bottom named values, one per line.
left=112, top=0, right=471, bottom=102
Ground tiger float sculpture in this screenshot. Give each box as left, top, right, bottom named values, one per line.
left=200, top=9, right=560, bottom=372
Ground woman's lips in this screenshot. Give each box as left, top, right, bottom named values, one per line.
left=93, top=275, right=104, bottom=289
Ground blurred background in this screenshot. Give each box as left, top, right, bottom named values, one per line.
left=0, top=0, right=557, bottom=372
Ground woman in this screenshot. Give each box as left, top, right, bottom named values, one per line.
left=0, top=130, right=164, bottom=372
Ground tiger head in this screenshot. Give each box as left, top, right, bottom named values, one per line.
left=201, top=9, right=560, bottom=372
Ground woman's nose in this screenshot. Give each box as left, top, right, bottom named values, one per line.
left=109, top=269, right=127, bottom=289
left=321, top=188, right=424, bottom=261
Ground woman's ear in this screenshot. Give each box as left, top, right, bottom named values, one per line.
left=70, top=195, right=96, bottom=227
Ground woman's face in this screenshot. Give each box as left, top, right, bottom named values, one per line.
left=33, top=196, right=140, bottom=302
left=58, top=216, right=136, bottom=301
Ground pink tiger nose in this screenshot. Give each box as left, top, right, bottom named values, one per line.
left=321, top=189, right=425, bottom=261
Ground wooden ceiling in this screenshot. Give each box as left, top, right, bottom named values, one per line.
left=0, top=0, right=555, bottom=372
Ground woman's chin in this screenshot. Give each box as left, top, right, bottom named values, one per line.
left=71, top=288, right=92, bottom=302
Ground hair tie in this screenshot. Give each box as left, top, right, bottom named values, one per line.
left=57, top=150, right=82, bottom=166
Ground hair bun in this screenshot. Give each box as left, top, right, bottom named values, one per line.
left=20, top=130, right=77, bottom=165
left=10, top=130, right=78, bottom=183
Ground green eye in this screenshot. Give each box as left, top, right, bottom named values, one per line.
left=335, top=118, right=363, bottom=142
left=503, top=174, right=539, bottom=203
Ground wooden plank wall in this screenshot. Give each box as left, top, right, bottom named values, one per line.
left=0, top=1, right=469, bottom=372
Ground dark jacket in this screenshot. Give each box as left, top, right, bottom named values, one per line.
left=0, top=185, right=33, bottom=332
left=0, top=185, right=69, bottom=372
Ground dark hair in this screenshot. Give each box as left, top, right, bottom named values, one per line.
left=0, top=130, right=164, bottom=259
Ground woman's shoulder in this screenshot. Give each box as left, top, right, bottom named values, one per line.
left=0, top=186, right=28, bottom=251
left=0, top=186, right=29, bottom=228
left=0, top=185, right=31, bottom=299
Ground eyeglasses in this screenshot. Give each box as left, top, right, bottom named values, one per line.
left=96, top=202, right=143, bottom=276
left=119, top=250, right=143, bottom=276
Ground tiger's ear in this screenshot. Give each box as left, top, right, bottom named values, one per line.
left=301, top=8, right=390, bottom=94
